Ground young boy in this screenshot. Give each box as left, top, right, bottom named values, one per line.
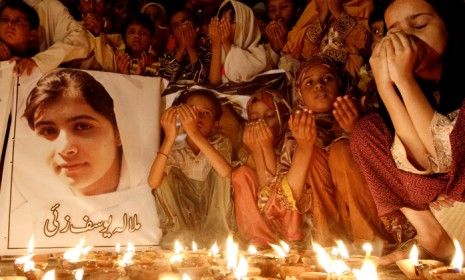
left=0, top=1, right=39, bottom=60
left=148, top=89, right=233, bottom=248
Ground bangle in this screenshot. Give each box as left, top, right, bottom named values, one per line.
left=157, top=151, right=169, bottom=158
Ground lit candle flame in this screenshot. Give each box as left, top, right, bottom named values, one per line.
left=210, top=242, right=219, bottom=256
left=247, top=245, right=258, bottom=255
left=192, top=241, right=198, bottom=252
left=353, top=259, right=379, bottom=280
left=169, top=254, right=183, bottom=264
left=42, top=270, right=55, bottom=280
left=235, top=256, right=248, bottom=280
left=174, top=240, right=183, bottom=254
left=270, top=244, right=286, bottom=259
left=226, top=236, right=239, bottom=271
left=409, top=244, right=419, bottom=266
left=182, top=274, right=191, bottom=280
left=451, top=239, right=464, bottom=271
left=313, top=243, right=332, bottom=273
left=362, top=243, right=373, bottom=258
left=118, top=242, right=135, bottom=267
left=23, top=259, right=35, bottom=272
left=336, top=240, right=349, bottom=259
left=331, top=259, right=350, bottom=276
left=27, top=235, right=34, bottom=255
left=115, top=243, right=121, bottom=253
left=279, top=240, right=290, bottom=254
left=64, top=239, right=86, bottom=263
left=74, top=268, right=84, bottom=280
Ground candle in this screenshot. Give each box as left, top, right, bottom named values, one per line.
left=428, top=239, right=465, bottom=280
left=397, top=244, right=444, bottom=279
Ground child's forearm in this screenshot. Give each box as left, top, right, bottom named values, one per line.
left=286, top=144, right=313, bottom=201
left=209, top=44, right=222, bottom=86
left=186, top=47, right=199, bottom=65
left=148, top=138, right=174, bottom=188
left=250, top=149, right=268, bottom=187
left=261, top=144, right=277, bottom=177
left=190, top=133, right=232, bottom=177
left=379, top=85, right=430, bottom=169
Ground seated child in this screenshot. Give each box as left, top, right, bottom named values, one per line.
left=116, top=14, right=159, bottom=76
left=0, top=1, right=39, bottom=60
left=160, top=8, right=210, bottom=84
left=208, top=0, right=271, bottom=86
left=231, top=89, right=292, bottom=246
left=148, top=89, right=234, bottom=248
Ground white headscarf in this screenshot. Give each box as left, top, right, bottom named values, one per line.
left=219, top=0, right=270, bottom=83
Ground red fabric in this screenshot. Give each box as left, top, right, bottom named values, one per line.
left=350, top=109, right=465, bottom=217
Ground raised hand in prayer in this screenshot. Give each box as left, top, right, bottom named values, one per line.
left=243, top=122, right=260, bottom=152
left=265, top=20, right=287, bottom=52
left=384, top=32, right=418, bottom=86
left=220, top=17, right=234, bottom=52
left=178, top=104, right=200, bottom=137
left=369, top=37, right=393, bottom=92
left=132, top=52, right=148, bottom=75
left=0, top=41, right=11, bottom=61
left=208, top=18, right=222, bottom=48
left=333, top=95, right=360, bottom=133
left=289, top=110, right=316, bottom=148
left=83, top=13, right=104, bottom=36
left=161, top=107, right=178, bottom=141
left=115, top=51, right=130, bottom=74
left=255, top=119, right=274, bottom=150
left=182, top=22, right=198, bottom=51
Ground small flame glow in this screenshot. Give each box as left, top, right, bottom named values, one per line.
left=74, top=268, right=84, bottom=280
left=331, top=259, right=350, bottom=276
left=27, top=235, right=34, bottom=255
left=182, top=274, right=191, bottom=280
left=235, top=256, right=248, bottom=280
left=270, top=244, right=286, bottom=259
left=210, top=242, right=220, bottom=256
left=362, top=243, right=373, bottom=258
left=353, top=259, right=379, bottom=280
left=192, top=241, right=198, bottom=252
left=409, top=245, right=419, bottom=266
left=23, top=260, right=35, bottom=272
left=115, top=243, right=121, bottom=253
left=169, top=254, right=183, bottom=264
left=64, top=239, right=86, bottom=263
left=313, top=243, right=332, bottom=273
left=42, top=270, right=56, bottom=280
left=226, top=236, right=239, bottom=271
left=118, top=243, right=135, bottom=267
left=174, top=240, right=183, bottom=254
left=15, top=255, right=32, bottom=265
left=451, top=239, right=464, bottom=271
left=279, top=240, right=290, bottom=254
left=247, top=245, right=258, bottom=255
left=336, top=240, right=349, bottom=259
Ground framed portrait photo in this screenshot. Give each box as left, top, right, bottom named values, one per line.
left=0, top=65, right=167, bottom=255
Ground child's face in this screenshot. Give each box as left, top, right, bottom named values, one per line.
left=125, top=23, right=152, bottom=54
left=170, top=10, right=192, bottom=32
left=248, top=100, right=280, bottom=139
left=0, top=8, right=34, bottom=53
left=384, top=0, right=447, bottom=79
left=267, top=0, right=294, bottom=27
left=185, top=95, right=217, bottom=137
left=299, top=65, right=341, bottom=113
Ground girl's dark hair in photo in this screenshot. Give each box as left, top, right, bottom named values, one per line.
left=24, top=69, right=117, bottom=129
left=121, top=13, right=156, bottom=38
left=375, top=0, right=465, bottom=114
left=172, top=89, right=223, bottom=120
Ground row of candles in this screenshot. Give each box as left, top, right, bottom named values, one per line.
left=8, top=235, right=465, bottom=280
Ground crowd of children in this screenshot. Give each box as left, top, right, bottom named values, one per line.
left=1, top=0, right=465, bottom=266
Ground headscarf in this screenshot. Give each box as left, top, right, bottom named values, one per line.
left=217, top=0, right=269, bottom=82
left=246, top=89, right=291, bottom=137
